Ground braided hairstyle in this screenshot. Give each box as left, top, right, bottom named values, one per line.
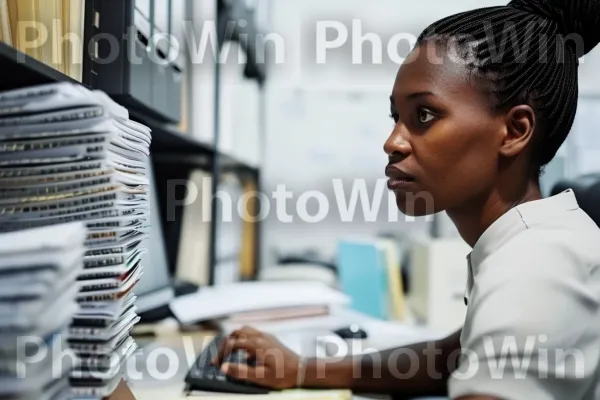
left=417, top=0, right=600, bottom=174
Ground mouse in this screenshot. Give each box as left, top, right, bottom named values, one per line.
left=333, top=324, right=368, bottom=339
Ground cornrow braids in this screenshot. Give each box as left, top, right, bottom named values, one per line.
left=417, top=0, right=600, bottom=171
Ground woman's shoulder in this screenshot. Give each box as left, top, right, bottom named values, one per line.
left=466, top=217, right=600, bottom=344
left=482, top=209, right=600, bottom=280
left=470, top=214, right=600, bottom=324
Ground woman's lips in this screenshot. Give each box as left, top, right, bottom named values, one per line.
left=385, top=165, right=416, bottom=190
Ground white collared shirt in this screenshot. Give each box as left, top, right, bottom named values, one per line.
left=448, top=190, right=600, bottom=400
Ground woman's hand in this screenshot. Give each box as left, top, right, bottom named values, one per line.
left=212, top=326, right=301, bottom=390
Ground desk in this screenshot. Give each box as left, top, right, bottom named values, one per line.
left=124, top=315, right=447, bottom=400
left=126, top=325, right=217, bottom=400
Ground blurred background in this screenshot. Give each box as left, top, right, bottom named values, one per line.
left=104, top=0, right=599, bottom=332
left=2, top=0, right=600, bottom=349
left=204, top=0, right=600, bottom=333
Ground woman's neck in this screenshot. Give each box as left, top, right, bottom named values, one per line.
left=447, top=180, right=543, bottom=248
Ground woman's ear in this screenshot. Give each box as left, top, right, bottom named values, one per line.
left=499, top=105, right=536, bottom=158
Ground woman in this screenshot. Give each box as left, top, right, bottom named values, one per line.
left=213, top=0, right=600, bottom=398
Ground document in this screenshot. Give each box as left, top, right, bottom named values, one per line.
left=0, top=223, right=85, bottom=399
left=170, top=281, right=350, bottom=325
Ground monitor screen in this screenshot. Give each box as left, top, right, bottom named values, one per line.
left=135, top=159, right=174, bottom=313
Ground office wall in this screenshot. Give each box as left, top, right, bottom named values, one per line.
left=265, top=0, right=510, bottom=90
left=260, top=1, right=497, bottom=264
left=264, top=0, right=600, bottom=92
left=262, top=86, right=432, bottom=264
left=260, top=0, right=600, bottom=266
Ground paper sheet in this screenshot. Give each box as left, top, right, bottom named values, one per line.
left=170, top=281, right=350, bottom=325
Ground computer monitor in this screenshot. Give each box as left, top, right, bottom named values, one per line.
left=135, top=159, right=175, bottom=314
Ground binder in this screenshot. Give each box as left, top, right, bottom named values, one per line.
left=11, top=0, right=41, bottom=61
left=93, top=0, right=184, bottom=122
left=337, top=239, right=390, bottom=320
left=379, top=238, right=407, bottom=321
left=0, top=0, right=12, bottom=45
left=62, top=0, right=86, bottom=81
left=240, top=179, right=259, bottom=280
left=6, top=0, right=17, bottom=47
left=37, top=0, right=62, bottom=72
left=337, top=238, right=408, bottom=321
left=175, top=169, right=212, bottom=286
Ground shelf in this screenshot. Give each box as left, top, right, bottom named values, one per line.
left=127, top=109, right=215, bottom=157
left=220, top=152, right=260, bottom=175
left=0, top=42, right=80, bottom=90
left=0, top=43, right=214, bottom=156
left=0, top=43, right=260, bottom=173
left=152, top=153, right=212, bottom=169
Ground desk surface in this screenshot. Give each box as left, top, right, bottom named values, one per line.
left=125, top=318, right=447, bottom=400
left=127, top=326, right=216, bottom=400
left=126, top=325, right=388, bottom=400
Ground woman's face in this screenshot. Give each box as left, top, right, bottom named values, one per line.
left=385, top=40, right=507, bottom=216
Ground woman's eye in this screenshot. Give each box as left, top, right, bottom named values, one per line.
left=418, top=109, right=435, bottom=124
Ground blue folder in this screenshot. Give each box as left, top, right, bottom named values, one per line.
left=337, top=240, right=390, bottom=320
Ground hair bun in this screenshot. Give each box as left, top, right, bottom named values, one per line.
left=508, top=0, right=600, bottom=56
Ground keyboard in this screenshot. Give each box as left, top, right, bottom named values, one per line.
left=184, top=336, right=272, bottom=394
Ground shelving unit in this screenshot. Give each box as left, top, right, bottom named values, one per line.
left=0, top=0, right=265, bottom=290
left=0, top=42, right=80, bottom=89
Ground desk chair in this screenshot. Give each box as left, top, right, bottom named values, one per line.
left=551, top=173, right=600, bottom=227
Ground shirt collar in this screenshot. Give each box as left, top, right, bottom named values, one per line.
left=468, top=189, right=579, bottom=269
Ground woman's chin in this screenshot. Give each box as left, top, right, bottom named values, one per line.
left=394, top=191, right=438, bottom=217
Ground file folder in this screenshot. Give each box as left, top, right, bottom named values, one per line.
left=337, top=239, right=391, bottom=320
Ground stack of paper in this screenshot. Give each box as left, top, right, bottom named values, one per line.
left=0, top=82, right=152, bottom=398
left=169, top=281, right=351, bottom=325
left=0, top=223, right=85, bottom=400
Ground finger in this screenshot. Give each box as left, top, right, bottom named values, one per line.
left=213, top=336, right=239, bottom=365
left=217, top=327, right=258, bottom=362
left=221, top=363, right=268, bottom=385
left=233, top=325, right=262, bottom=339
left=213, top=336, right=261, bottom=365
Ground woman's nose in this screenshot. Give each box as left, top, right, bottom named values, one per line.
left=383, top=127, right=411, bottom=156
